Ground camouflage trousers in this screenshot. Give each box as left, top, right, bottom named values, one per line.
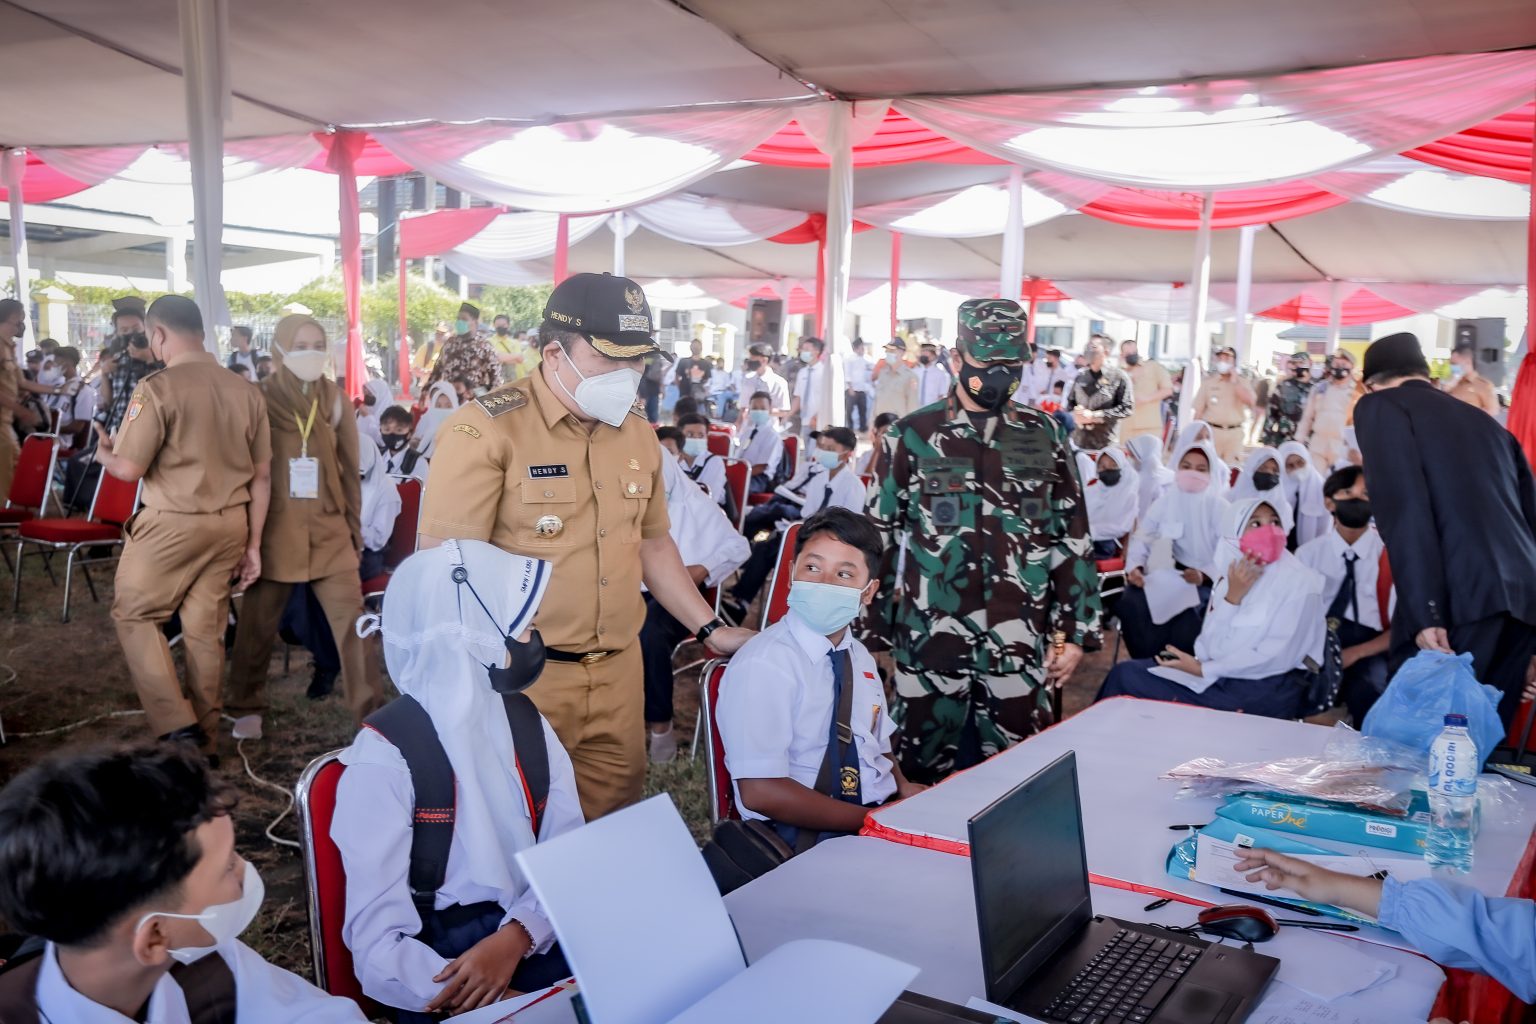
left=890, top=660, right=1053, bottom=785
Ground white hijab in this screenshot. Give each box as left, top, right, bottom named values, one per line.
left=358, top=441, right=402, bottom=553
left=1136, top=438, right=1230, bottom=576
left=357, top=379, right=393, bottom=447
left=413, top=381, right=460, bottom=458
left=358, top=539, right=551, bottom=898
left=1173, top=419, right=1230, bottom=494
left=1084, top=445, right=1140, bottom=543
left=1125, top=433, right=1174, bottom=517
left=1279, top=439, right=1330, bottom=545
left=1228, top=446, right=1285, bottom=506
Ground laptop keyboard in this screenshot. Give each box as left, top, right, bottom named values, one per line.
left=1039, top=928, right=1201, bottom=1024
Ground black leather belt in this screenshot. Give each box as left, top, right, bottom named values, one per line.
left=546, top=648, right=617, bottom=665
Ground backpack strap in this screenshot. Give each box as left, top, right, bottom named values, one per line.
left=501, top=693, right=550, bottom=838
left=401, top=448, right=422, bottom=475
left=168, top=953, right=237, bottom=1024
left=363, top=696, right=455, bottom=918
left=0, top=955, right=42, bottom=1024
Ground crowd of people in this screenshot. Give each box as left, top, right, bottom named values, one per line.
left=0, top=278, right=1533, bottom=1020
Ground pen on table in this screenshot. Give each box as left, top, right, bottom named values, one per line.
left=1144, top=898, right=1172, bottom=912
left=1218, top=887, right=1322, bottom=917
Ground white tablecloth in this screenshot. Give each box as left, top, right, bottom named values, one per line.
left=725, top=837, right=1445, bottom=1022
left=865, top=698, right=1536, bottom=932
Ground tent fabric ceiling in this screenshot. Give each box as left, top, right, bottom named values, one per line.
left=678, top=0, right=1536, bottom=97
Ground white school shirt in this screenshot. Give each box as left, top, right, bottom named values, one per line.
left=914, top=362, right=952, bottom=407
left=382, top=446, right=428, bottom=482
left=794, top=360, right=827, bottom=426
left=1125, top=488, right=1229, bottom=579
left=683, top=450, right=729, bottom=507
left=663, top=446, right=750, bottom=586
left=1194, top=553, right=1327, bottom=685
left=736, top=423, right=784, bottom=477
left=843, top=353, right=874, bottom=396
left=1296, top=526, right=1386, bottom=632
left=34, top=940, right=366, bottom=1024
left=49, top=380, right=96, bottom=427
left=330, top=725, right=585, bottom=1011
left=717, top=612, right=898, bottom=820
left=798, top=464, right=867, bottom=519
left=757, top=368, right=792, bottom=414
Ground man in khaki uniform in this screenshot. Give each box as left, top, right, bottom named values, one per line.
left=1445, top=341, right=1500, bottom=416
left=93, top=296, right=272, bottom=756
left=0, top=299, right=44, bottom=500
left=1191, top=345, right=1256, bottom=464
left=1119, top=337, right=1172, bottom=441
left=420, top=273, right=752, bottom=818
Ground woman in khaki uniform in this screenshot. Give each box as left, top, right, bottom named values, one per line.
left=227, top=315, right=382, bottom=730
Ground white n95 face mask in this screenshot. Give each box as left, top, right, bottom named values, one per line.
left=554, top=341, right=642, bottom=427
left=136, top=860, right=265, bottom=964
left=279, top=346, right=330, bottom=383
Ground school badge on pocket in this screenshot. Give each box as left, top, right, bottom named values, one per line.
left=840, top=766, right=860, bottom=798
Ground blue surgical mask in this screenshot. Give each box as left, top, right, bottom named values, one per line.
left=814, top=449, right=842, bottom=471
left=1450, top=364, right=1466, bottom=380
left=787, top=579, right=866, bottom=636
left=683, top=437, right=708, bottom=458
left=799, top=350, right=815, bottom=363
left=749, top=409, right=772, bottom=426
left=454, top=319, right=470, bottom=334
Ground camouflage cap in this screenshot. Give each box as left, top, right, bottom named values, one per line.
left=955, top=298, right=1030, bottom=364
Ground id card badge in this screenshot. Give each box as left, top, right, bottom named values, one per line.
left=289, top=457, right=320, bottom=499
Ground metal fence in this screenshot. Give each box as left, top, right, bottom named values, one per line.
left=63, top=303, right=344, bottom=359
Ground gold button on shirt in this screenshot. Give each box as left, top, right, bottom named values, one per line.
left=419, top=366, right=669, bottom=652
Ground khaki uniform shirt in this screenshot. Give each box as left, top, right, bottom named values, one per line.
left=420, top=366, right=670, bottom=653
left=1446, top=373, right=1499, bottom=416
left=1124, top=360, right=1171, bottom=436
left=260, top=382, right=363, bottom=583
left=1193, top=375, right=1252, bottom=429
left=114, top=352, right=271, bottom=514
left=0, top=346, right=17, bottom=435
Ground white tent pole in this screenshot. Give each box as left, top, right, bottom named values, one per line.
left=1179, top=192, right=1215, bottom=431
left=1325, top=280, right=1344, bottom=349
left=1233, top=223, right=1256, bottom=366
left=999, top=165, right=1024, bottom=302
left=2, top=149, right=30, bottom=307
left=178, top=0, right=230, bottom=348
left=611, top=210, right=626, bottom=278
left=821, top=100, right=853, bottom=428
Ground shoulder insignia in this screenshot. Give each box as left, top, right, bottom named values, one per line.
left=140, top=366, right=166, bottom=383
left=474, top=386, right=526, bottom=418
left=629, top=396, right=648, bottom=418
left=453, top=423, right=482, bottom=439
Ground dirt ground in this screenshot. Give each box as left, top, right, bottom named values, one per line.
left=0, top=552, right=1119, bottom=985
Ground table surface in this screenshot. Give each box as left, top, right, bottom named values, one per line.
left=865, top=698, right=1536, bottom=930
left=725, top=836, right=1445, bottom=1022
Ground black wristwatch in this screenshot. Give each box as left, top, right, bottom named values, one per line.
left=695, top=618, right=724, bottom=645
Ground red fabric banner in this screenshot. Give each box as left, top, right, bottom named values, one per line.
left=745, top=110, right=1002, bottom=168
left=553, top=214, right=570, bottom=285
left=1403, top=101, right=1534, bottom=185
left=397, top=206, right=503, bottom=260
left=1080, top=183, right=1349, bottom=230
left=321, top=131, right=367, bottom=401
left=767, top=212, right=876, bottom=245
left=0, top=151, right=93, bottom=203
left=1256, top=286, right=1414, bottom=326
left=304, top=133, right=414, bottom=178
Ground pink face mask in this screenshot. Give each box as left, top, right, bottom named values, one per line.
left=1174, top=469, right=1210, bottom=494
left=1239, top=523, right=1287, bottom=564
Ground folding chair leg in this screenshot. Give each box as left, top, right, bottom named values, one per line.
left=11, top=541, right=23, bottom=611
left=78, top=554, right=100, bottom=604
left=690, top=713, right=703, bottom=761
left=38, top=549, right=57, bottom=586
left=61, top=548, right=78, bottom=623
left=0, top=542, right=12, bottom=578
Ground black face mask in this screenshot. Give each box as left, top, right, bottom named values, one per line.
left=1123, top=354, right=1140, bottom=366
left=1331, top=366, right=1351, bottom=380
left=1294, top=366, right=1311, bottom=378
left=918, top=355, right=933, bottom=366
left=959, top=361, right=1021, bottom=411
left=1333, top=498, right=1372, bottom=529
left=746, top=360, right=763, bottom=372
left=1098, top=469, right=1123, bottom=487
left=126, top=332, right=149, bottom=350
left=381, top=434, right=409, bottom=452
left=1253, top=471, right=1280, bottom=491
left=451, top=564, right=549, bottom=694
left=495, top=326, right=510, bottom=336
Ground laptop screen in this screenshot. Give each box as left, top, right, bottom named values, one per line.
left=968, top=751, right=1093, bottom=1004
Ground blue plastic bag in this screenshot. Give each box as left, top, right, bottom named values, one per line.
left=1361, top=651, right=1504, bottom=769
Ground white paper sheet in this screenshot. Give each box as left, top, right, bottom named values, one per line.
left=1150, top=664, right=1213, bottom=694
left=1191, top=833, right=1432, bottom=908
left=515, top=795, right=746, bottom=1024
left=1266, top=932, right=1397, bottom=1002
left=1247, top=985, right=1395, bottom=1024
left=452, top=983, right=578, bottom=1023
left=962, top=996, right=1047, bottom=1022
left=665, top=939, right=917, bottom=1024
left=1143, top=566, right=1201, bottom=624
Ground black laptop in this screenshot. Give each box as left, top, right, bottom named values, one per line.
left=968, top=751, right=1277, bottom=1024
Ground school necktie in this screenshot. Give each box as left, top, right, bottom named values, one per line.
left=827, top=649, right=862, bottom=805
left=1327, top=551, right=1359, bottom=623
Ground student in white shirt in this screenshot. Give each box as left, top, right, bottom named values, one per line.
left=736, top=390, right=785, bottom=493
left=332, top=541, right=584, bottom=1020
left=379, top=405, right=428, bottom=481
left=1123, top=433, right=1173, bottom=519
left=1081, top=444, right=1139, bottom=560
left=726, top=427, right=866, bottom=622
left=1295, top=465, right=1393, bottom=723
left=643, top=442, right=752, bottom=762
left=0, top=742, right=365, bottom=1023
left=744, top=343, right=792, bottom=424
left=1099, top=495, right=1327, bottom=718
left=1117, top=439, right=1231, bottom=659
left=843, top=338, right=874, bottom=434
left=913, top=341, right=953, bottom=407
left=1279, top=440, right=1331, bottom=548
left=676, top=412, right=728, bottom=509
left=46, top=345, right=96, bottom=448
left=357, top=378, right=393, bottom=449
left=718, top=508, right=925, bottom=845
left=790, top=337, right=828, bottom=437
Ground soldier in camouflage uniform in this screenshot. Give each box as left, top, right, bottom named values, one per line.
left=865, top=299, right=1102, bottom=784
left=1260, top=351, right=1314, bottom=448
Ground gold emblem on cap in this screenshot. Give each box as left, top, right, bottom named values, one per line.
left=534, top=514, right=564, bottom=538
left=624, top=286, right=644, bottom=313
left=627, top=458, right=640, bottom=471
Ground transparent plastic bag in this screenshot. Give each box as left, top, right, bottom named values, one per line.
left=1361, top=650, right=1504, bottom=770
left=1161, top=751, right=1417, bottom=815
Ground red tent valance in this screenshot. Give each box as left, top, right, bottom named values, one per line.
left=767, top=212, right=876, bottom=244
left=397, top=206, right=504, bottom=260
left=0, top=151, right=93, bottom=203
left=1402, top=101, right=1533, bottom=184
left=304, top=133, right=414, bottom=178
left=745, top=110, right=1002, bottom=168
left=1081, top=182, right=1351, bottom=230
left=1257, top=287, right=1414, bottom=326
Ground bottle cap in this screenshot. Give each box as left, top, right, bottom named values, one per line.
left=1444, top=713, right=1469, bottom=726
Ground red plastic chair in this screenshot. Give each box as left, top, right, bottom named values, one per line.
left=363, top=477, right=424, bottom=600
left=782, top=434, right=799, bottom=470
left=0, top=433, right=60, bottom=529
left=697, top=659, right=739, bottom=824
left=760, top=522, right=801, bottom=630
left=706, top=432, right=731, bottom=458
left=12, top=469, right=141, bottom=622
left=295, top=751, right=381, bottom=1017
left=723, top=459, right=749, bottom=531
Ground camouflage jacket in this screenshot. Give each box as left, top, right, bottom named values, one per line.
left=1261, top=377, right=1312, bottom=447
left=865, top=393, right=1103, bottom=674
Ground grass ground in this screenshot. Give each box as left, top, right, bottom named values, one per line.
left=0, top=550, right=1117, bottom=983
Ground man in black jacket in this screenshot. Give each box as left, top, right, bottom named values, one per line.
left=1355, top=332, right=1536, bottom=724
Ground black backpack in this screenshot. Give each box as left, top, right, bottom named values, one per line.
left=0, top=935, right=236, bottom=1023
left=362, top=693, right=551, bottom=916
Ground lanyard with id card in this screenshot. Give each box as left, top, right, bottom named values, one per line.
left=290, top=397, right=320, bottom=500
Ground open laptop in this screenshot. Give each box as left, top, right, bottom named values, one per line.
left=968, top=751, right=1277, bottom=1024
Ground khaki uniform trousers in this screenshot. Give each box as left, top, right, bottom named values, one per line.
left=226, top=573, right=382, bottom=723
left=112, top=506, right=247, bottom=744
left=0, top=425, right=17, bottom=504
left=529, top=643, right=644, bottom=820
left=1209, top=423, right=1246, bottom=465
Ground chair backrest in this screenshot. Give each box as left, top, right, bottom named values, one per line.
left=706, top=432, right=730, bottom=458
left=698, top=659, right=739, bottom=824
left=761, top=522, right=801, bottom=629
left=723, top=458, right=749, bottom=530
left=89, top=471, right=142, bottom=527
left=384, top=476, right=423, bottom=569
left=860, top=473, right=874, bottom=490
left=5, top=433, right=60, bottom=513
left=782, top=434, right=799, bottom=470
left=295, top=751, right=380, bottom=1016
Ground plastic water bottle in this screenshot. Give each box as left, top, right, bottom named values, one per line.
left=1426, top=713, right=1478, bottom=873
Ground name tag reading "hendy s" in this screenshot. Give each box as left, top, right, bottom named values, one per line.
left=528, top=464, right=569, bottom=479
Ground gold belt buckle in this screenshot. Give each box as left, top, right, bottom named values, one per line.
left=580, top=651, right=612, bottom=665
